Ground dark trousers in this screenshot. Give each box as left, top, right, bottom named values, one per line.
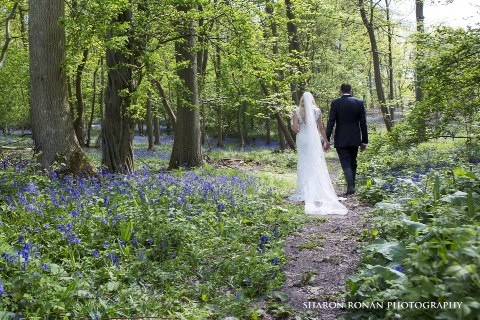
left=336, top=146, right=359, bottom=192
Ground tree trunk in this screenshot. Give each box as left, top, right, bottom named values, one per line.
left=217, top=105, right=224, bottom=147
left=385, top=0, right=395, bottom=122
left=102, top=9, right=135, bottom=174
left=86, top=62, right=99, bottom=147
left=169, top=6, right=202, bottom=169
left=415, top=0, right=426, bottom=141
left=214, top=42, right=224, bottom=148
left=277, top=118, right=286, bottom=150
left=265, top=118, right=271, bottom=145
left=238, top=103, right=246, bottom=149
left=275, top=113, right=295, bottom=150
left=285, top=0, right=304, bottom=104
left=265, top=1, right=296, bottom=150
left=153, top=115, right=160, bottom=145
left=415, top=0, right=424, bottom=103
left=146, top=91, right=154, bottom=150
left=95, top=58, right=105, bottom=148
left=359, top=0, right=393, bottom=131
left=0, top=3, right=18, bottom=70
left=28, top=0, right=91, bottom=174
left=74, top=49, right=88, bottom=146
left=151, top=78, right=176, bottom=128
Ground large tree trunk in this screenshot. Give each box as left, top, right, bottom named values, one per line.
left=359, top=0, right=393, bottom=131
left=86, top=62, right=99, bottom=147
left=74, top=49, right=89, bottom=146
left=146, top=91, right=154, bottom=150
left=102, top=9, right=135, bottom=174
left=28, top=0, right=91, bottom=173
left=169, top=6, right=202, bottom=169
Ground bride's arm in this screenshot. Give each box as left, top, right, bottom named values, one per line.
left=317, top=116, right=330, bottom=150
left=291, top=112, right=300, bottom=133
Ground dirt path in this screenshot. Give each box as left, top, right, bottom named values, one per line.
left=279, top=197, right=370, bottom=319
left=276, top=154, right=371, bottom=320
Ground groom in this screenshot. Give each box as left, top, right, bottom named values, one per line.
left=326, top=84, right=368, bottom=195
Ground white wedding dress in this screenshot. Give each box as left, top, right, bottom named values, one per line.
left=289, top=92, right=348, bottom=216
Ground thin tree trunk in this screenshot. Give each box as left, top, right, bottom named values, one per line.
left=238, top=103, right=246, bottom=149
left=0, top=3, right=18, bottom=69
left=28, top=0, right=91, bottom=173
left=151, top=78, right=176, bottom=128
left=102, top=8, right=135, bottom=174
left=285, top=0, right=304, bottom=104
left=95, top=57, right=105, bottom=148
left=385, top=0, right=395, bottom=122
left=265, top=118, right=271, bottom=145
left=74, top=49, right=89, bottom=146
left=217, top=105, right=224, bottom=147
left=213, top=41, right=224, bottom=148
left=277, top=118, right=286, bottom=150
left=415, top=0, right=424, bottom=103
left=86, top=62, right=99, bottom=147
left=153, top=115, right=160, bottom=145
left=275, top=113, right=295, bottom=150
left=415, top=0, right=426, bottom=141
left=359, top=0, right=393, bottom=131
left=146, top=91, right=154, bottom=150
left=169, top=5, right=202, bottom=168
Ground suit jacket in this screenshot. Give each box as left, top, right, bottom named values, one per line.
left=326, top=95, right=368, bottom=148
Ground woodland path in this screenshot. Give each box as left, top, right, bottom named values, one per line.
left=220, top=152, right=372, bottom=320
left=277, top=154, right=371, bottom=320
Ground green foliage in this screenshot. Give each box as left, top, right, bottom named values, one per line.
left=347, top=138, right=480, bottom=320
left=407, top=27, right=480, bottom=142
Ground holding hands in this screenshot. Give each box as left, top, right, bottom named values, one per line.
left=322, top=140, right=331, bottom=152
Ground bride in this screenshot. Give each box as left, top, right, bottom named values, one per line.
left=289, top=91, right=348, bottom=216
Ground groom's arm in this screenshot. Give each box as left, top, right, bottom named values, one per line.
left=360, top=101, right=368, bottom=144
left=326, top=102, right=336, bottom=142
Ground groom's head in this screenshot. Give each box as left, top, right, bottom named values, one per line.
left=340, top=84, right=352, bottom=95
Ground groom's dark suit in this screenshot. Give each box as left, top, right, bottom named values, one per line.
left=326, top=94, right=368, bottom=194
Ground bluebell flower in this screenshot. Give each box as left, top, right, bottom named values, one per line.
left=0, top=281, right=4, bottom=297
left=24, top=182, right=39, bottom=195
left=107, top=252, right=120, bottom=268
left=92, top=250, right=100, bottom=259
left=103, top=241, right=110, bottom=249
left=271, top=257, right=280, bottom=265
left=131, top=236, right=139, bottom=248
left=2, top=253, right=18, bottom=264
left=70, top=210, right=80, bottom=218
left=41, top=264, right=51, bottom=272
left=394, top=265, right=405, bottom=273
left=217, top=203, right=226, bottom=212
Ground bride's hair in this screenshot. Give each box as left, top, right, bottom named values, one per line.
left=299, top=95, right=306, bottom=123
left=298, top=93, right=315, bottom=123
